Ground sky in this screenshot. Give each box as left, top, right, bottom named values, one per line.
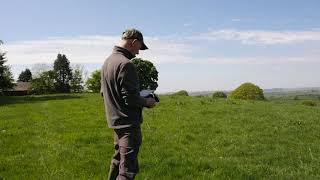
left=1, top=0, right=320, bottom=93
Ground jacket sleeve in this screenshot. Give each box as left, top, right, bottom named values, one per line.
left=100, top=68, right=104, bottom=96
left=118, top=62, right=147, bottom=108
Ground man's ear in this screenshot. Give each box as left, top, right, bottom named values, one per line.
left=131, top=39, right=138, bottom=45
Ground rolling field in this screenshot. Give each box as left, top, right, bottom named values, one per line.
left=1, top=93, right=320, bottom=179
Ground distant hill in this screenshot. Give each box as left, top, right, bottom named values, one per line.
left=185, top=87, right=320, bottom=100
left=264, top=88, right=320, bottom=100
left=264, top=87, right=320, bottom=93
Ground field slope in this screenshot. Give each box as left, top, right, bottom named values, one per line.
left=1, top=94, right=320, bottom=179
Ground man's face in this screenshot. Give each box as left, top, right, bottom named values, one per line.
left=130, top=39, right=142, bottom=55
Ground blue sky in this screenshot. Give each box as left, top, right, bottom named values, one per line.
left=1, top=0, right=320, bottom=92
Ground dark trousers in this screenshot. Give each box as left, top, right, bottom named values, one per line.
left=108, top=126, right=142, bottom=180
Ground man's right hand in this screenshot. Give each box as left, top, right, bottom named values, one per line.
left=145, top=97, right=157, bottom=108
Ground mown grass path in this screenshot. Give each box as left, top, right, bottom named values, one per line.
left=1, top=94, right=320, bottom=179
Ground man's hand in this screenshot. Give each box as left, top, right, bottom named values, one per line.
left=145, top=97, right=157, bottom=108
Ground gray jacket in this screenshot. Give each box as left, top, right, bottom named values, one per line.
left=101, top=46, right=147, bottom=129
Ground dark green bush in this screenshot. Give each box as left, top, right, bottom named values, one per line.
left=212, top=91, right=227, bottom=99
left=229, top=82, right=265, bottom=100
left=172, top=90, right=189, bottom=96
left=301, top=100, right=317, bottom=106
left=85, top=70, right=101, bottom=93
left=132, top=58, right=158, bottom=90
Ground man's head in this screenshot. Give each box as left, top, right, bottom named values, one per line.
left=119, top=28, right=148, bottom=55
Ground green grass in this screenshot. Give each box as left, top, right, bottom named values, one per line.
left=1, top=94, right=320, bottom=179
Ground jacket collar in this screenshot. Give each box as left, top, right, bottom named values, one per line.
left=113, top=46, right=135, bottom=60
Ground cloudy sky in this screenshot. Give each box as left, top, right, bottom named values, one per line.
left=1, top=0, right=320, bottom=92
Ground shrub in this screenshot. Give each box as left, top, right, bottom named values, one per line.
left=132, top=58, right=158, bottom=90
left=229, top=82, right=265, bottom=100
left=85, top=70, right=101, bottom=93
left=212, top=91, right=227, bottom=99
left=301, top=100, right=317, bottom=107
left=70, top=67, right=84, bottom=93
left=31, top=70, right=56, bottom=94
left=172, top=90, right=189, bottom=96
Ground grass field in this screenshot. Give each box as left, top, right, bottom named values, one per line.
left=1, top=93, right=320, bottom=179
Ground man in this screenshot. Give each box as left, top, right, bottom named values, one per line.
left=101, top=28, right=157, bottom=180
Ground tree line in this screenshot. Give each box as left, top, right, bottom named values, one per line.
left=0, top=40, right=158, bottom=95
left=30, top=53, right=85, bottom=94
left=0, top=40, right=14, bottom=93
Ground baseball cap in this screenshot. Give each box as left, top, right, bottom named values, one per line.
left=122, top=28, right=148, bottom=50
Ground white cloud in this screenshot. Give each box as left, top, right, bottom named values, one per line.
left=2, top=30, right=320, bottom=66
left=4, top=32, right=320, bottom=92
left=3, top=36, right=119, bottom=64
left=231, top=18, right=253, bottom=22
left=3, top=35, right=198, bottom=65
left=195, top=29, right=320, bottom=45
left=183, top=23, right=193, bottom=27
left=196, top=56, right=320, bottom=65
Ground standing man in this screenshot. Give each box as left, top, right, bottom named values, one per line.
left=101, top=28, right=157, bottom=180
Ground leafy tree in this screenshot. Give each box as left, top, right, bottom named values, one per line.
left=70, top=66, right=84, bottom=93
left=0, top=40, right=14, bottom=93
left=212, top=91, right=227, bottom=99
left=18, top=68, right=32, bottom=82
left=31, top=70, right=56, bottom=94
left=132, top=58, right=158, bottom=90
left=229, top=82, right=265, bottom=100
left=53, top=54, right=72, bottom=93
left=85, top=69, right=101, bottom=93
left=172, top=90, right=189, bottom=96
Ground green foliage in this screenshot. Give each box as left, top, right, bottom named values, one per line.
left=85, top=70, right=101, bottom=93
left=0, top=41, right=14, bottom=92
left=229, top=82, right=265, bottom=100
left=132, top=58, right=158, bottom=90
left=18, top=68, right=32, bottom=82
left=27, top=54, right=79, bottom=94
left=212, top=91, right=227, bottom=99
left=301, top=100, right=317, bottom=106
left=31, top=70, right=56, bottom=94
left=172, top=90, right=189, bottom=96
left=53, top=54, right=73, bottom=93
left=70, top=67, right=84, bottom=93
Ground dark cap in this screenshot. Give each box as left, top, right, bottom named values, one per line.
left=122, top=28, right=148, bottom=50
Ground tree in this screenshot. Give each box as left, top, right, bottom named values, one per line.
left=18, top=68, right=32, bottom=82
left=212, top=91, right=227, bottom=99
left=85, top=69, right=101, bottom=93
left=0, top=40, right=14, bottom=93
left=70, top=66, right=84, bottom=93
left=229, top=82, right=265, bottom=100
left=132, top=58, right=158, bottom=90
left=31, top=70, right=56, bottom=94
left=172, top=90, right=189, bottom=96
left=53, top=54, right=72, bottom=93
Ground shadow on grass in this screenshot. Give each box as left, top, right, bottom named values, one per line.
left=0, top=94, right=83, bottom=106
